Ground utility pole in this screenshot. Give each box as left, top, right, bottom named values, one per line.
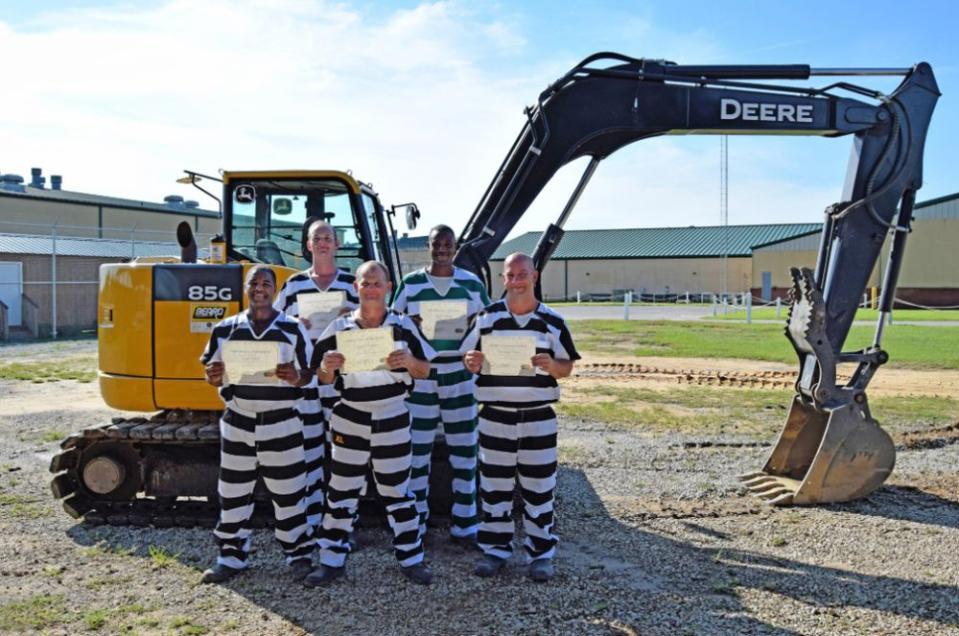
left=720, top=136, right=729, bottom=314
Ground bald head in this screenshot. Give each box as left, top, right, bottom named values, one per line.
left=504, top=252, right=534, bottom=270
left=356, top=260, right=390, bottom=280
left=307, top=220, right=336, bottom=240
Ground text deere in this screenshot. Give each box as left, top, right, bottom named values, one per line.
left=720, top=98, right=814, bottom=123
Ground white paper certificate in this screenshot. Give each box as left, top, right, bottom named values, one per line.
left=338, top=327, right=396, bottom=374
left=221, top=340, right=281, bottom=385
left=481, top=335, right=537, bottom=376
left=419, top=300, right=468, bottom=341
left=298, top=291, right=347, bottom=340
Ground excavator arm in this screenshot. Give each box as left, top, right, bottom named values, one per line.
left=455, top=53, right=940, bottom=504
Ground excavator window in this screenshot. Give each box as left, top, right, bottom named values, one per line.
left=227, top=178, right=364, bottom=271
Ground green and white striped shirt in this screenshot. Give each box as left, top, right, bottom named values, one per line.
left=392, top=267, right=490, bottom=356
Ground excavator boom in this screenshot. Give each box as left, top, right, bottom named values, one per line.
left=455, top=53, right=940, bottom=505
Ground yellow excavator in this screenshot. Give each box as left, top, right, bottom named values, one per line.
left=50, top=53, right=940, bottom=526
left=49, top=170, right=422, bottom=526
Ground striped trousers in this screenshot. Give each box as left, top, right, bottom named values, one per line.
left=319, top=400, right=423, bottom=568
left=297, top=380, right=325, bottom=528
left=407, top=356, right=479, bottom=538
left=214, top=407, right=314, bottom=569
left=477, top=405, right=558, bottom=562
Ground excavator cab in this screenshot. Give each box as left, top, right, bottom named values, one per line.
left=221, top=171, right=406, bottom=283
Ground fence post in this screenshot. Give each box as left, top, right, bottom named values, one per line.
left=776, top=296, right=782, bottom=319
left=576, top=291, right=581, bottom=303
left=746, top=293, right=752, bottom=324
left=51, top=223, right=58, bottom=339
left=623, top=292, right=630, bottom=320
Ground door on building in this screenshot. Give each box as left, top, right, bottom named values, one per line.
left=761, top=271, right=772, bottom=301
left=0, top=262, right=23, bottom=326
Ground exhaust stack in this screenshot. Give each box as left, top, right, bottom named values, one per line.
left=176, top=221, right=197, bottom=264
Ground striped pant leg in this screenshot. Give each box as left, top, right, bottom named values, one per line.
left=476, top=406, right=519, bottom=560
left=436, top=360, right=479, bottom=537
left=406, top=375, right=440, bottom=536
left=369, top=403, right=423, bottom=567
left=518, top=407, right=558, bottom=562
left=256, top=412, right=314, bottom=564
left=214, top=409, right=258, bottom=569
left=319, top=404, right=371, bottom=568
left=299, top=381, right=326, bottom=529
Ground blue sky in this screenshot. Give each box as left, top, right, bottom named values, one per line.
left=1, top=0, right=955, bottom=238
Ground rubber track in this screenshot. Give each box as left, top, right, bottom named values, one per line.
left=48, top=412, right=262, bottom=529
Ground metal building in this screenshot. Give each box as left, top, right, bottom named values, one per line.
left=751, top=192, right=959, bottom=306
left=490, top=224, right=820, bottom=301
left=0, top=167, right=219, bottom=340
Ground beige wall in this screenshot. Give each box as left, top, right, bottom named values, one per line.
left=895, top=218, right=959, bottom=287
left=0, top=198, right=99, bottom=235
left=0, top=253, right=102, bottom=337
left=100, top=207, right=218, bottom=241
left=491, top=257, right=753, bottom=300
left=752, top=215, right=958, bottom=296
left=0, top=195, right=219, bottom=241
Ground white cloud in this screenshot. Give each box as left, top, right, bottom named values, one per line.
left=1, top=0, right=855, bottom=245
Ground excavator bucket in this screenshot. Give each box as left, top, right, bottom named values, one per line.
left=740, top=396, right=895, bottom=505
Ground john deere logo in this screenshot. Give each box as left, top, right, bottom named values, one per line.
left=273, top=198, right=293, bottom=215
left=234, top=185, right=256, bottom=203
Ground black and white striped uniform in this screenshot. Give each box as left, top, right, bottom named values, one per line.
left=200, top=310, right=315, bottom=569
left=460, top=301, right=580, bottom=562
left=274, top=268, right=359, bottom=527
left=311, top=311, right=437, bottom=568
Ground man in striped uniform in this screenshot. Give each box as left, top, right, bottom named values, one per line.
left=462, top=252, right=579, bottom=583
left=200, top=265, right=315, bottom=584
left=391, top=224, right=490, bottom=546
left=305, top=261, right=437, bottom=587
left=274, top=220, right=359, bottom=529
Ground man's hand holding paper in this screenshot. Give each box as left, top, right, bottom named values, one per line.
left=479, top=334, right=537, bottom=376
left=221, top=340, right=282, bottom=385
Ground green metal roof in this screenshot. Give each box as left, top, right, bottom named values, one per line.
left=490, top=223, right=823, bottom=260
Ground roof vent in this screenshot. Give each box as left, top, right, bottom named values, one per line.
left=0, top=174, right=26, bottom=193
left=184, top=200, right=200, bottom=209
left=30, top=167, right=45, bottom=189
left=164, top=194, right=185, bottom=209
left=50, top=175, right=62, bottom=190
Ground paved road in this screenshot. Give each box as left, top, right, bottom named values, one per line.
left=558, top=304, right=959, bottom=326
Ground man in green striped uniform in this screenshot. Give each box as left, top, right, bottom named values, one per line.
left=391, top=225, right=490, bottom=544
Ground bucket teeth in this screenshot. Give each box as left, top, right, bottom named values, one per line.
left=738, top=471, right=766, bottom=481
left=766, top=492, right=796, bottom=506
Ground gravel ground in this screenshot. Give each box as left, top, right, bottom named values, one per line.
left=1, top=355, right=958, bottom=634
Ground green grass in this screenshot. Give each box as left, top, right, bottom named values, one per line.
left=556, top=384, right=959, bottom=434
left=708, top=306, right=959, bottom=322
left=0, top=493, right=48, bottom=519
left=148, top=544, right=180, bottom=569
left=573, top=320, right=959, bottom=370
left=0, top=356, right=97, bottom=382
left=84, top=609, right=109, bottom=630
left=0, top=594, right=70, bottom=631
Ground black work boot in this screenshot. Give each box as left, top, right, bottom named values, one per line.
left=289, top=558, right=313, bottom=581
left=201, top=563, right=244, bottom=584
left=400, top=563, right=433, bottom=586
left=304, top=565, right=345, bottom=587
left=473, top=555, right=505, bottom=578
left=528, top=557, right=555, bottom=582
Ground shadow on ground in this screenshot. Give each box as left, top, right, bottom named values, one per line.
left=64, top=468, right=959, bottom=635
